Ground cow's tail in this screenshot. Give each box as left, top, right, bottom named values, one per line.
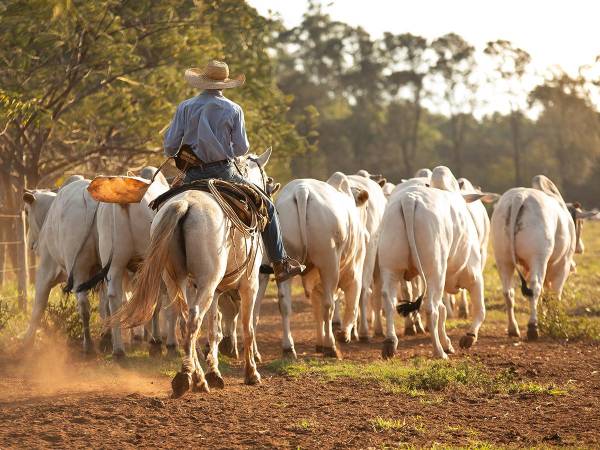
left=509, top=194, right=533, bottom=297
left=295, top=187, right=310, bottom=264
left=396, top=195, right=427, bottom=316
left=105, top=200, right=189, bottom=330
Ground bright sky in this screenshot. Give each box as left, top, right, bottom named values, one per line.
left=248, top=0, right=600, bottom=115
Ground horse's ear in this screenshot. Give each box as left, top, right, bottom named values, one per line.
left=23, top=189, right=35, bottom=204
left=255, top=147, right=272, bottom=167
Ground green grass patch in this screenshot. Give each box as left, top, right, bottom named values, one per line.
left=369, top=417, right=407, bottom=432
left=294, top=418, right=316, bottom=431
left=268, top=357, right=567, bottom=398
left=539, top=295, right=600, bottom=342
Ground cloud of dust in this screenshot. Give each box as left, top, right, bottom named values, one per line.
left=0, top=337, right=165, bottom=401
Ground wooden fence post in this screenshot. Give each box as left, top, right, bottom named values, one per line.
left=16, top=211, right=29, bottom=310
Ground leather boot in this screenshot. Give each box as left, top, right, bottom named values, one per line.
left=273, top=257, right=306, bottom=282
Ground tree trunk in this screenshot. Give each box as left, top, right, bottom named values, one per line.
left=510, top=111, right=523, bottom=186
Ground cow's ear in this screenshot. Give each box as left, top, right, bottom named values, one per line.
left=576, top=209, right=600, bottom=220
left=255, top=147, right=272, bottom=167
left=23, top=190, right=35, bottom=204
left=377, top=178, right=387, bottom=187
left=458, top=179, right=465, bottom=189
left=463, top=192, right=499, bottom=203
left=355, top=189, right=369, bottom=207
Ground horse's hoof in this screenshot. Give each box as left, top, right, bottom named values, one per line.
left=322, top=346, right=342, bottom=360
left=219, top=336, right=238, bottom=359
left=508, top=328, right=521, bottom=338
left=191, top=371, right=210, bottom=393
left=359, top=335, right=370, bottom=343
left=527, top=324, right=539, bottom=341
left=245, top=371, right=262, bottom=386
left=148, top=341, right=163, bottom=358
left=381, top=339, right=396, bottom=360
left=282, top=347, right=297, bottom=359
left=112, top=349, right=126, bottom=361
left=459, top=333, right=476, bottom=349
left=335, top=330, right=351, bottom=344
left=315, top=345, right=324, bottom=354
left=205, top=371, right=225, bottom=389
left=166, top=345, right=180, bottom=358
left=332, top=321, right=342, bottom=332
left=99, top=333, right=112, bottom=353
left=171, top=372, right=192, bottom=398
left=404, top=326, right=417, bottom=336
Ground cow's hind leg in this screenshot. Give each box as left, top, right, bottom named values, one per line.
left=460, top=274, right=486, bottom=349
left=438, top=302, right=454, bottom=354
left=423, top=286, right=447, bottom=359
left=277, top=278, right=297, bottom=358
left=380, top=269, right=399, bottom=359
left=497, top=259, right=519, bottom=337
left=22, top=255, right=60, bottom=351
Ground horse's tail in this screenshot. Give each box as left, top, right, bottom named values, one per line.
left=105, top=200, right=189, bottom=329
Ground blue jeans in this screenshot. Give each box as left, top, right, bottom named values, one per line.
left=184, top=162, right=287, bottom=263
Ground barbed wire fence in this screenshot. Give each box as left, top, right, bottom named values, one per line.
left=0, top=211, right=34, bottom=310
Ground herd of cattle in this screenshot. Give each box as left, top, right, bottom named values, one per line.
left=19, top=149, right=599, bottom=396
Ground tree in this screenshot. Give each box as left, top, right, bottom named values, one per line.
left=484, top=40, right=532, bottom=185
left=431, top=33, right=477, bottom=175
left=381, top=32, right=432, bottom=176
left=529, top=71, right=600, bottom=189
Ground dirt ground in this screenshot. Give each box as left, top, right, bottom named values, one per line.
left=1, top=294, right=600, bottom=449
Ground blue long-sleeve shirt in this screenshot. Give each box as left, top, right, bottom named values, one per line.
left=163, top=90, right=249, bottom=163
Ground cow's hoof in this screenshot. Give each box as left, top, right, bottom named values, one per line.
left=322, top=346, right=342, bottom=360
left=332, top=321, right=342, bottom=332
left=112, top=349, right=126, bottom=361
left=282, top=347, right=297, bottom=359
left=99, top=333, right=112, bottom=353
left=359, top=335, right=370, bottom=343
left=404, top=326, right=417, bottom=336
left=508, top=328, right=521, bottom=338
left=171, top=372, right=192, bottom=398
left=459, top=333, right=476, bottom=349
left=381, top=339, right=396, bottom=359
left=205, top=371, right=225, bottom=389
left=219, top=336, right=238, bottom=359
left=191, top=370, right=210, bottom=393
left=166, top=344, right=180, bottom=358
left=335, top=330, right=351, bottom=344
left=254, top=352, right=262, bottom=364
left=244, top=371, right=261, bottom=386
left=527, top=324, right=539, bottom=340
left=148, top=341, right=163, bottom=358
left=315, top=345, right=324, bottom=354
left=444, top=344, right=455, bottom=355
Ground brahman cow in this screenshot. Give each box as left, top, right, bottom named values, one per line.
left=490, top=175, right=599, bottom=339
left=378, top=166, right=492, bottom=359
left=22, top=179, right=102, bottom=354
left=275, top=173, right=369, bottom=358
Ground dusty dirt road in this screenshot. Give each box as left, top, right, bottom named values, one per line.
left=1, top=295, right=599, bottom=449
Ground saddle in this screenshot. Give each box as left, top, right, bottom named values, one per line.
left=149, top=179, right=269, bottom=234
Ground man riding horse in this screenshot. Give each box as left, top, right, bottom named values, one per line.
left=163, top=60, right=304, bottom=282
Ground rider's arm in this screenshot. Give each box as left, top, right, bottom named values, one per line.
left=231, top=106, right=249, bottom=157
left=163, top=104, right=185, bottom=157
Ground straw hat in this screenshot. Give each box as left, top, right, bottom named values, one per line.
left=184, top=60, right=245, bottom=90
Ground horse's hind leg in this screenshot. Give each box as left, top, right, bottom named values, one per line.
left=204, top=294, right=225, bottom=389
left=239, top=277, right=261, bottom=385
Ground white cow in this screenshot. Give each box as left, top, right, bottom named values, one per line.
left=378, top=166, right=491, bottom=359
left=22, top=179, right=102, bottom=354
left=443, top=177, right=495, bottom=319
left=490, top=175, right=598, bottom=339
left=275, top=173, right=369, bottom=358
left=83, top=167, right=172, bottom=358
